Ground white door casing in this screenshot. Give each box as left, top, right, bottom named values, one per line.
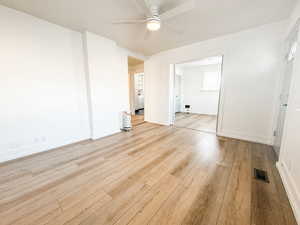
left=174, top=74, right=182, bottom=113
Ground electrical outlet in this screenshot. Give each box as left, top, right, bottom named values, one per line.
left=33, top=136, right=47, bottom=144
left=8, top=141, right=21, bottom=149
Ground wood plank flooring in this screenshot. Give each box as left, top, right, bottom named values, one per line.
left=175, top=113, right=217, bottom=133
left=131, top=114, right=144, bottom=127
left=0, top=122, right=296, bottom=225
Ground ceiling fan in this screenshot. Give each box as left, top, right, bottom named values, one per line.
left=112, top=0, right=195, bottom=35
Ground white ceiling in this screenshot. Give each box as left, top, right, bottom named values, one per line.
left=0, top=0, right=296, bottom=56
left=178, top=56, right=223, bottom=69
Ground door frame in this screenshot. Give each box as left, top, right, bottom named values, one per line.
left=174, top=74, right=182, bottom=113
left=170, top=55, right=225, bottom=134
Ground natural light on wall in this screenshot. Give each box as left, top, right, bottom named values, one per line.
left=288, top=41, right=298, bottom=61
left=202, top=72, right=221, bottom=91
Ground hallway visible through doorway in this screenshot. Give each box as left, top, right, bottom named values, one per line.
left=173, top=56, right=223, bottom=133
left=128, top=56, right=145, bottom=128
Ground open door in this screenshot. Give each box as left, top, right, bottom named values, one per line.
left=274, top=59, right=294, bottom=156
left=274, top=28, right=298, bottom=157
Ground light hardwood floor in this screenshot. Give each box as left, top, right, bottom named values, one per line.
left=0, top=122, right=296, bottom=225
left=131, top=114, right=144, bottom=127
left=175, top=113, right=217, bottom=133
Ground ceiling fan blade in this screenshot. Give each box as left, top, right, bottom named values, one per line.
left=161, top=24, right=184, bottom=43
left=112, top=19, right=146, bottom=24
left=160, top=0, right=195, bottom=21
left=163, top=23, right=184, bottom=35
left=143, top=0, right=154, bottom=16
left=130, top=0, right=152, bottom=16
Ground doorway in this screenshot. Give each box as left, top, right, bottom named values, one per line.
left=128, top=56, right=145, bottom=127
left=172, top=56, right=223, bottom=133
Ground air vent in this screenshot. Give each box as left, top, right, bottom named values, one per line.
left=254, top=168, right=269, bottom=183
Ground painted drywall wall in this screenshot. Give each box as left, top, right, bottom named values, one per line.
left=84, top=32, right=130, bottom=139
left=277, top=3, right=300, bottom=223
left=145, top=21, right=287, bottom=144
left=287, top=0, right=300, bottom=36
left=180, top=64, right=221, bottom=115
left=0, top=5, right=90, bottom=162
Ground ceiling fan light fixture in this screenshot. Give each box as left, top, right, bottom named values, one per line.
left=147, top=19, right=161, bottom=31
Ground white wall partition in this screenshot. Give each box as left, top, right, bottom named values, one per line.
left=0, top=6, right=90, bottom=162
left=84, top=32, right=130, bottom=139
left=145, top=21, right=287, bottom=144
left=0, top=6, right=138, bottom=162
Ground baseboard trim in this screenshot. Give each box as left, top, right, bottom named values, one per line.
left=144, top=119, right=170, bottom=126
left=277, top=161, right=300, bottom=224
left=92, top=129, right=122, bottom=141
left=0, top=138, right=91, bottom=166
left=217, top=130, right=272, bottom=145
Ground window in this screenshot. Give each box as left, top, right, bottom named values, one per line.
left=202, top=72, right=221, bottom=91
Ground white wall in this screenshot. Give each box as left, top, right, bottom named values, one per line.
left=0, top=5, right=142, bottom=162
left=287, top=0, right=300, bottom=36
left=145, top=21, right=287, bottom=144
left=0, top=5, right=90, bottom=162
left=84, top=32, right=130, bottom=139
left=277, top=3, right=300, bottom=223
left=180, top=64, right=221, bottom=115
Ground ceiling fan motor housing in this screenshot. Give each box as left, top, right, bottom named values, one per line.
left=149, top=5, right=160, bottom=18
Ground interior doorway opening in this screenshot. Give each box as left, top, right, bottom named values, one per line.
left=172, top=56, right=223, bottom=133
left=128, top=56, right=145, bottom=127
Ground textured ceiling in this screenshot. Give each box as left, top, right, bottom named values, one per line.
left=178, top=56, right=223, bottom=69
left=0, top=0, right=296, bottom=56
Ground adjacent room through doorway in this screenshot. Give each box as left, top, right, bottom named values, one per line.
left=173, top=56, right=223, bottom=133
left=128, top=56, right=145, bottom=127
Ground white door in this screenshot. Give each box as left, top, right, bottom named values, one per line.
left=174, top=75, right=182, bottom=113
left=274, top=55, right=295, bottom=156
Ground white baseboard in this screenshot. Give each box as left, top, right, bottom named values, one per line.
left=144, top=122, right=272, bottom=144
left=144, top=119, right=170, bottom=126
left=0, top=136, right=89, bottom=164
left=92, top=129, right=121, bottom=140
left=217, top=130, right=272, bottom=145
left=277, top=161, right=300, bottom=224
